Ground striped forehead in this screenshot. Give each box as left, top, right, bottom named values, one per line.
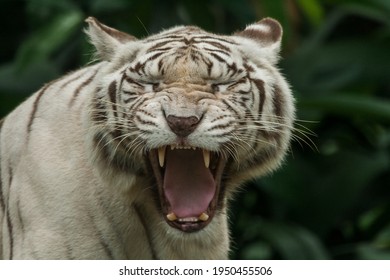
left=133, top=27, right=242, bottom=81
left=144, top=26, right=237, bottom=53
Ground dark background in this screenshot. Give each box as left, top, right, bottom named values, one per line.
left=1, top=0, right=390, bottom=259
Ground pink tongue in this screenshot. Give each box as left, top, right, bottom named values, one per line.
left=163, top=149, right=215, bottom=218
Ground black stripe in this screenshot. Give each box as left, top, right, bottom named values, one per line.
left=6, top=210, right=13, bottom=259
left=202, top=57, right=213, bottom=76
left=250, top=78, right=267, bottom=151
left=133, top=203, right=158, bottom=259
left=27, top=82, right=53, bottom=135
left=0, top=119, right=14, bottom=259
left=99, top=234, right=114, bottom=259
left=222, top=99, right=240, bottom=118
left=124, top=77, right=144, bottom=87
left=68, top=69, right=98, bottom=107
left=158, top=59, right=165, bottom=74
left=123, top=96, right=138, bottom=104
left=6, top=168, right=13, bottom=259
left=16, top=199, right=24, bottom=237
left=95, top=188, right=124, bottom=257
left=204, top=48, right=230, bottom=57
left=91, top=97, right=108, bottom=123
left=272, top=85, right=283, bottom=118
left=64, top=242, right=74, bottom=260
left=58, top=68, right=89, bottom=91
left=146, top=40, right=175, bottom=51
left=251, top=148, right=277, bottom=170
left=207, top=122, right=234, bottom=132
left=93, top=132, right=144, bottom=175
left=84, top=209, right=115, bottom=259
left=203, top=41, right=231, bottom=52
left=147, top=52, right=165, bottom=61
left=130, top=62, right=146, bottom=75
left=252, top=79, right=266, bottom=115
left=227, top=62, right=238, bottom=75
left=194, top=35, right=238, bottom=45
left=0, top=118, right=4, bottom=213
left=135, top=115, right=158, bottom=127
left=127, top=96, right=146, bottom=113
left=244, top=62, right=255, bottom=73
left=137, top=109, right=155, bottom=118
left=108, top=81, right=118, bottom=118
left=209, top=52, right=226, bottom=63
left=93, top=132, right=111, bottom=165
left=108, top=81, right=123, bottom=138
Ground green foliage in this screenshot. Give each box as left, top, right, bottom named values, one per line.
left=1, top=0, right=389, bottom=259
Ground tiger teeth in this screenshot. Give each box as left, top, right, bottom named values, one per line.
left=167, top=146, right=210, bottom=168
left=167, top=212, right=209, bottom=222
left=177, top=217, right=199, bottom=222
left=166, top=212, right=177, bottom=221
left=158, top=146, right=166, bottom=167
left=170, top=145, right=194, bottom=150
left=202, top=150, right=210, bottom=168
left=198, top=212, right=209, bottom=221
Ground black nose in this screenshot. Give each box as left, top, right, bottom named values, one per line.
left=166, top=115, right=200, bottom=137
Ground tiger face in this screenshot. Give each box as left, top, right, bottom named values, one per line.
left=87, top=17, right=294, bottom=233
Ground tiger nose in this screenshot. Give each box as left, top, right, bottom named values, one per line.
left=166, top=115, right=200, bottom=137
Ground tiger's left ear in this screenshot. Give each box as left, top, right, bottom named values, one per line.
left=85, top=17, right=137, bottom=61
left=236, top=18, right=283, bottom=62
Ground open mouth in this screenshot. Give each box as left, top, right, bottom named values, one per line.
left=148, top=145, right=227, bottom=233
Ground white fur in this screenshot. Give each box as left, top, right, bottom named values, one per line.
left=0, top=18, right=294, bottom=259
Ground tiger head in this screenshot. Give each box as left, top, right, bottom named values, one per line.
left=86, top=17, right=294, bottom=233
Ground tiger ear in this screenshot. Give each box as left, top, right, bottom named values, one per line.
left=85, top=17, right=137, bottom=61
left=236, top=18, right=283, bottom=62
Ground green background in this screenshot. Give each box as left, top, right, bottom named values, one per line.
left=1, top=0, right=390, bottom=259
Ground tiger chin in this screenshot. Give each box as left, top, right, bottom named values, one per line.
left=0, top=17, right=294, bottom=259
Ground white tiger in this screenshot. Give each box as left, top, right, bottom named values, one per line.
left=0, top=17, right=295, bottom=259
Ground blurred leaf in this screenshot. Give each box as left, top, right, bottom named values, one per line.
left=0, top=61, right=60, bottom=95
left=357, top=244, right=390, bottom=260
left=26, top=0, right=79, bottom=20
left=359, top=206, right=387, bottom=232
left=375, top=223, right=390, bottom=248
left=15, top=9, right=83, bottom=70
left=299, top=95, right=390, bottom=122
left=90, top=0, right=131, bottom=14
left=297, top=0, right=324, bottom=26
left=286, top=38, right=390, bottom=93
left=241, top=241, right=273, bottom=260
left=245, top=219, right=329, bottom=259
left=262, top=147, right=389, bottom=235
left=340, top=1, right=390, bottom=26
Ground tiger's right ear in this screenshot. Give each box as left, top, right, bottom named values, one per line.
left=85, top=17, right=137, bottom=61
left=235, top=18, right=282, bottom=64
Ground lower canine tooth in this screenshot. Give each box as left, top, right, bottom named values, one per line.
left=166, top=212, right=177, bottom=221
left=158, top=146, right=166, bottom=167
left=202, top=150, right=210, bottom=168
left=198, top=212, right=209, bottom=221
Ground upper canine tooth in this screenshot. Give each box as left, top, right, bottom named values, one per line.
left=166, top=212, right=177, bottom=221
left=158, top=146, right=166, bottom=167
left=198, top=212, right=209, bottom=221
left=202, top=149, right=210, bottom=168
